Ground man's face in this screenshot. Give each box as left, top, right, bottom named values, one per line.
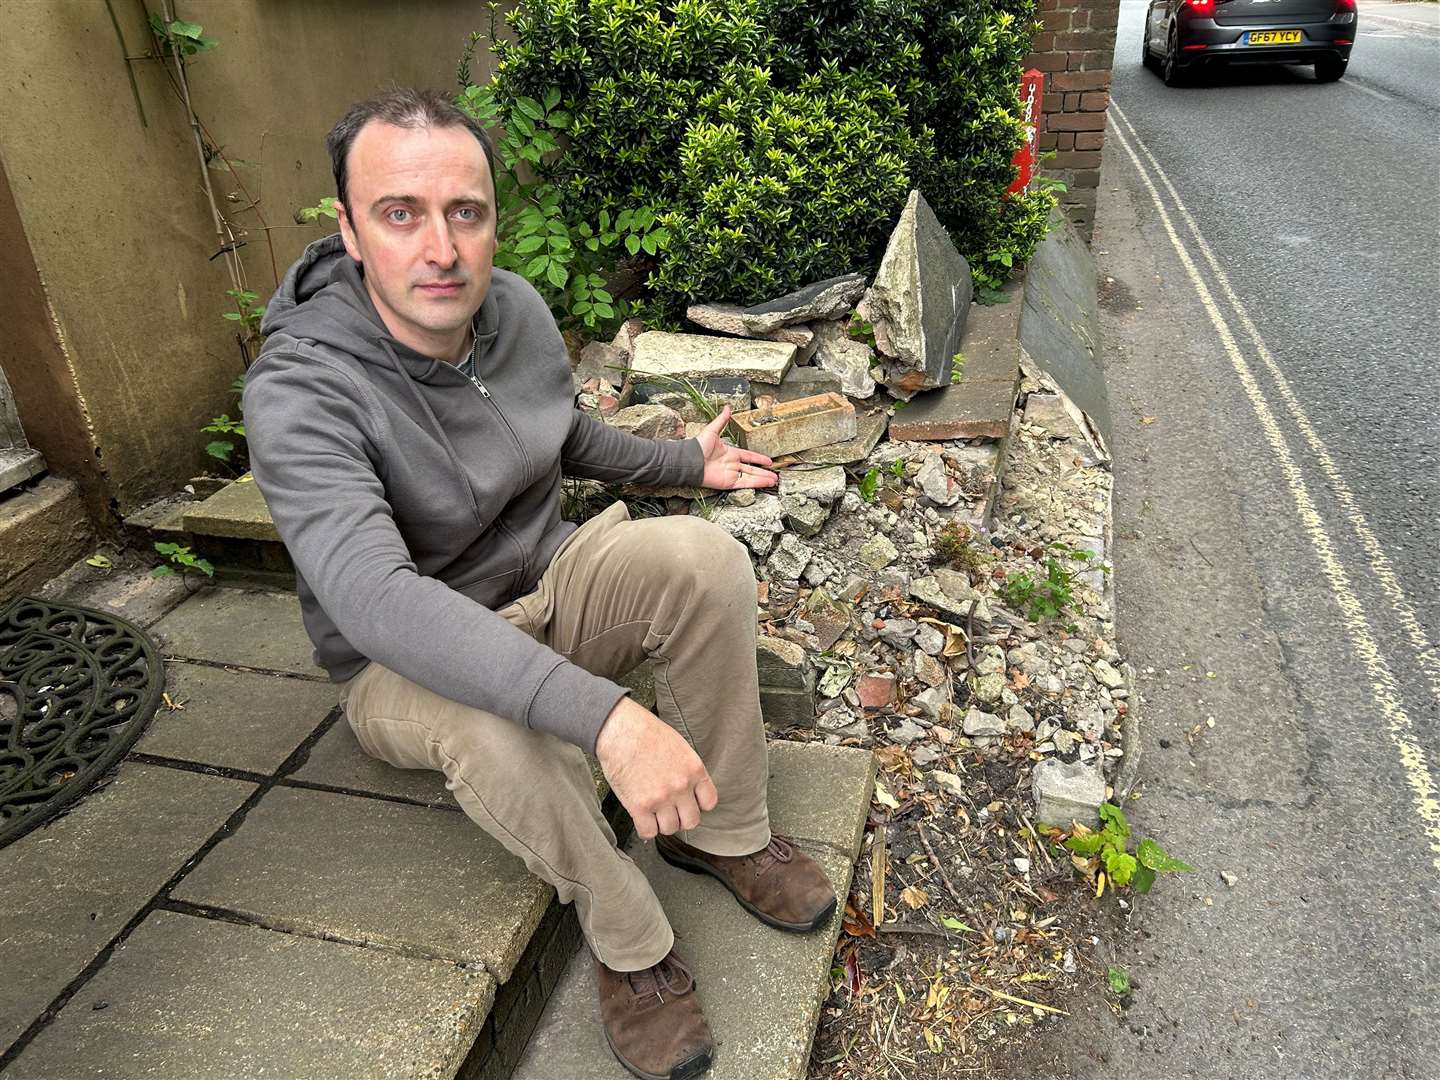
left=336, top=121, right=497, bottom=360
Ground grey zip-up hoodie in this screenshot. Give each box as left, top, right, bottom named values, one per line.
left=242, top=235, right=705, bottom=752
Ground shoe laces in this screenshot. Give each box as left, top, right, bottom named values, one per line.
left=751, top=834, right=794, bottom=874
left=627, top=951, right=695, bottom=1004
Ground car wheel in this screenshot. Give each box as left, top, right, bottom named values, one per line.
left=1315, top=56, right=1348, bottom=82
left=1162, top=27, right=1188, bottom=86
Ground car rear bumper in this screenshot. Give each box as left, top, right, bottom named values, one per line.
left=1177, top=16, right=1355, bottom=63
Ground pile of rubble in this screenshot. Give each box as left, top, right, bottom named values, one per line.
left=568, top=189, right=1128, bottom=826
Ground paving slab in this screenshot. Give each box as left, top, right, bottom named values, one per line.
left=513, top=844, right=856, bottom=1080
left=288, top=719, right=457, bottom=806
left=134, top=662, right=337, bottom=774
left=172, top=785, right=552, bottom=982
left=181, top=476, right=280, bottom=541
left=6, top=911, right=494, bottom=1080
left=887, top=379, right=1017, bottom=442
left=0, top=764, right=255, bottom=1049
left=36, top=561, right=191, bottom=630
left=631, top=331, right=795, bottom=384
left=514, top=739, right=872, bottom=1079
left=763, top=741, right=876, bottom=857
left=149, top=586, right=323, bottom=675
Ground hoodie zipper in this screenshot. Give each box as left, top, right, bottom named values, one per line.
left=461, top=365, right=534, bottom=586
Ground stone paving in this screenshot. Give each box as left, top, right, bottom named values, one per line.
left=0, top=581, right=874, bottom=1079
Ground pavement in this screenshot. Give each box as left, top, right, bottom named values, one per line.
left=0, top=577, right=875, bottom=1079
left=1000, top=7, right=1440, bottom=1076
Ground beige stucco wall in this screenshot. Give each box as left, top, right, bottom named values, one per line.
left=0, top=1, right=498, bottom=517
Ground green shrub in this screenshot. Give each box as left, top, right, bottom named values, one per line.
left=473, top=0, right=1051, bottom=320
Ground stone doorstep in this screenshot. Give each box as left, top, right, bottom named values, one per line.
left=513, top=740, right=876, bottom=1080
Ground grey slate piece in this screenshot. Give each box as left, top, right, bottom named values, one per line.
left=7, top=911, right=495, bottom=1080
left=151, top=587, right=324, bottom=676
left=136, top=662, right=337, bottom=774
left=738, top=274, right=867, bottom=333
left=0, top=764, right=255, bottom=1049
left=172, top=785, right=552, bottom=982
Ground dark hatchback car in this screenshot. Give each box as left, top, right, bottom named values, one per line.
left=1142, top=0, right=1356, bottom=85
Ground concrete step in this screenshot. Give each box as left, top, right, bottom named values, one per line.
left=512, top=741, right=874, bottom=1080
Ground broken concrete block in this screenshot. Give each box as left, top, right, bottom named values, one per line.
left=630, top=377, right=751, bottom=423
left=1032, top=757, right=1105, bottom=827
left=756, top=637, right=810, bottom=689
left=962, top=706, right=1005, bottom=737
left=781, top=497, right=829, bottom=538
left=710, top=495, right=785, bottom=556
left=739, top=274, right=868, bottom=334
left=761, top=683, right=816, bottom=730
left=797, top=410, right=888, bottom=466
left=765, top=532, right=814, bottom=582
left=609, top=404, right=685, bottom=440
left=778, top=466, right=846, bottom=504
left=858, top=534, right=898, bottom=570
left=631, top=331, right=795, bottom=384
left=859, top=190, right=972, bottom=398
left=733, top=393, right=856, bottom=459
left=887, top=381, right=1016, bottom=442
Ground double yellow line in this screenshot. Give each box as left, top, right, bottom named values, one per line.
left=1107, top=102, right=1440, bottom=870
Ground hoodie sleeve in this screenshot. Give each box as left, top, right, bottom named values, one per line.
left=561, top=410, right=706, bottom=486
left=243, top=352, right=630, bottom=753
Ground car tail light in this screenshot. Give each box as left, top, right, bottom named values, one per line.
left=1334, top=0, right=1356, bottom=9
left=1186, top=0, right=1216, bottom=13
left=1333, top=0, right=1356, bottom=22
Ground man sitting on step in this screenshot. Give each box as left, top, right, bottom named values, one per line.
left=242, top=87, right=837, bottom=1080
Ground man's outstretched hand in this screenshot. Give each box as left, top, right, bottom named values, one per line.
left=696, top=406, right=778, bottom=490
left=595, top=697, right=718, bottom=840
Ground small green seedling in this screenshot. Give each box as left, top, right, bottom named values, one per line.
left=950, top=351, right=966, bottom=385
left=858, top=468, right=880, bottom=502
left=152, top=542, right=214, bottom=580
left=1065, top=802, right=1193, bottom=895
left=890, top=458, right=906, bottom=479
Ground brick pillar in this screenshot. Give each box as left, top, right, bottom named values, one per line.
left=1023, top=0, right=1120, bottom=240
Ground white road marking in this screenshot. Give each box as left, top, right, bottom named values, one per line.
left=1107, top=109, right=1440, bottom=872
left=1341, top=78, right=1395, bottom=102
left=1113, top=102, right=1440, bottom=707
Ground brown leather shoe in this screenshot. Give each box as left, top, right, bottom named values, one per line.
left=656, top=833, right=837, bottom=932
left=595, top=950, right=714, bottom=1080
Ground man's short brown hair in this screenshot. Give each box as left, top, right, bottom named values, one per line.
left=325, top=88, right=497, bottom=208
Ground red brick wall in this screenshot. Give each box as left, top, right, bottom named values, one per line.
left=1023, top=0, right=1120, bottom=238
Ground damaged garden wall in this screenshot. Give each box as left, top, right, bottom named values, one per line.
left=0, top=1, right=499, bottom=522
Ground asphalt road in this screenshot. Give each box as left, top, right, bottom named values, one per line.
left=1017, top=4, right=1440, bottom=1077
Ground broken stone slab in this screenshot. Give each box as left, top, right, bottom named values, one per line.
left=779, top=465, right=847, bottom=504
left=812, top=321, right=876, bottom=399
left=630, top=376, right=751, bottom=423
left=858, top=190, right=972, bottom=398
left=1032, top=757, right=1105, bottom=827
left=753, top=365, right=843, bottom=405
left=631, top=331, right=795, bottom=384
left=710, top=494, right=785, bottom=556
left=733, top=393, right=856, bottom=459
left=766, top=533, right=814, bottom=582
left=796, top=410, right=888, bottom=466
left=888, top=380, right=1016, bottom=442
left=608, top=404, right=685, bottom=440
left=739, top=274, right=868, bottom=334
left=574, top=340, right=626, bottom=390
left=756, top=637, right=810, bottom=689
left=686, top=303, right=816, bottom=350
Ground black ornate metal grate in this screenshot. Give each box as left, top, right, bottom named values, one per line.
left=0, top=597, right=163, bottom=849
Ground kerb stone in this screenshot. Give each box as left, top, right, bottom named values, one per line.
left=887, top=381, right=1016, bottom=441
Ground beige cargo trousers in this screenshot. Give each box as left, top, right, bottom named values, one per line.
left=337, top=500, right=772, bottom=972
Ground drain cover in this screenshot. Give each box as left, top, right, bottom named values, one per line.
left=0, top=597, right=163, bottom=849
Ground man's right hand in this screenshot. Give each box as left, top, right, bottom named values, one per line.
left=594, top=697, right=718, bottom=841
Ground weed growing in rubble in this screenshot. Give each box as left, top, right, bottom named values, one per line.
left=930, top=523, right=989, bottom=575
left=858, top=468, right=881, bottom=503
left=1065, top=803, right=1193, bottom=896
left=998, top=543, right=1105, bottom=622
left=152, top=542, right=214, bottom=581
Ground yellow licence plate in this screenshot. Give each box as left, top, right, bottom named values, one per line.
left=1248, top=30, right=1303, bottom=45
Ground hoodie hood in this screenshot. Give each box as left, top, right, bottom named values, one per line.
left=260, top=233, right=500, bottom=380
